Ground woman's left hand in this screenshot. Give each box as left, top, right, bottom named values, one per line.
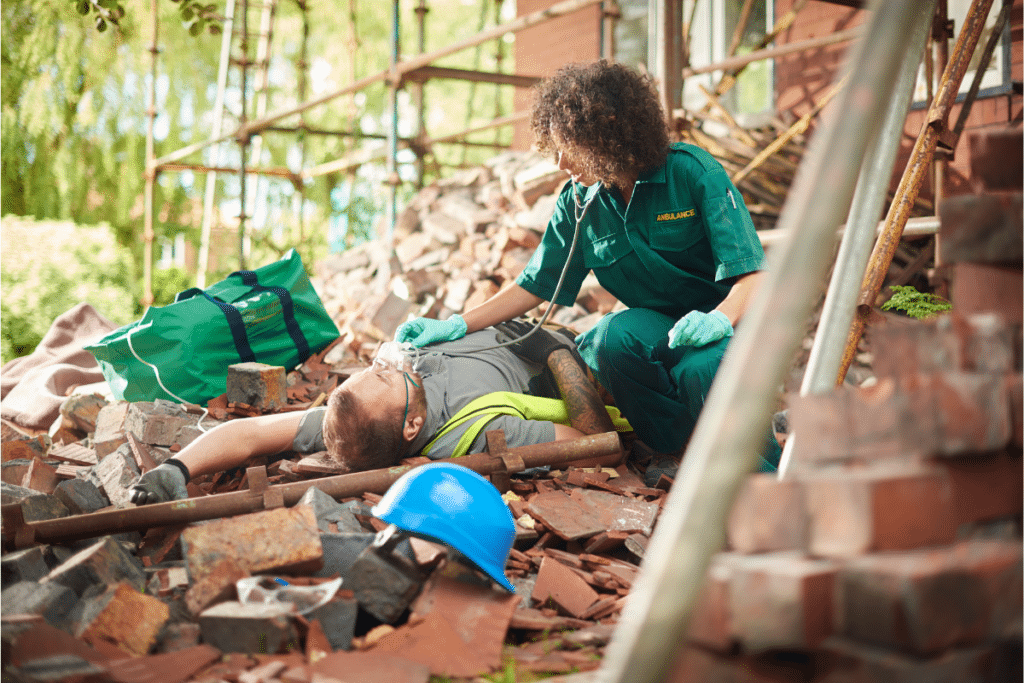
left=668, top=310, right=733, bottom=348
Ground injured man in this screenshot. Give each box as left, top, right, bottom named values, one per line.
left=130, top=323, right=629, bottom=505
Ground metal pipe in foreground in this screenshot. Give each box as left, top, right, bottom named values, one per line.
left=1, top=431, right=622, bottom=549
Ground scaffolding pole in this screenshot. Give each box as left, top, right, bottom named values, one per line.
left=142, top=0, right=159, bottom=307
left=598, top=1, right=927, bottom=681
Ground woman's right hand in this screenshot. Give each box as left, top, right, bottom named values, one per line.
left=395, top=314, right=468, bottom=347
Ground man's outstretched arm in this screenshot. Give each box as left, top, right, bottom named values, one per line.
left=130, top=411, right=304, bottom=504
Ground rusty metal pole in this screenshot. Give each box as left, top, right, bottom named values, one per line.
left=1, top=431, right=622, bottom=549
left=836, top=0, right=996, bottom=384
left=599, top=1, right=927, bottom=680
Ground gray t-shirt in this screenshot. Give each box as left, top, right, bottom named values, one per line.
left=292, top=329, right=565, bottom=458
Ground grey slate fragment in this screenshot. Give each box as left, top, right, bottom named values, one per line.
left=2, top=581, right=77, bottom=628
left=20, top=495, right=71, bottom=522
left=42, top=536, right=146, bottom=597
left=299, top=487, right=364, bottom=533
left=53, top=478, right=109, bottom=515
left=2, top=546, right=50, bottom=584
left=315, top=532, right=416, bottom=579
left=198, top=601, right=297, bottom=654
left=307, top=596, right=358, bottom=651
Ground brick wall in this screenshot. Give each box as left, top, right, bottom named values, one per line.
left=511, top=0, right=603, bottom=150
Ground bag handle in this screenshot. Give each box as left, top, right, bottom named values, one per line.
left=229, top=270, right=311, bottom=361
left=175, top=287, right=257, bottom=363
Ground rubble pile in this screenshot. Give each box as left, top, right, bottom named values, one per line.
left=309, top=150, right=624, bottom=368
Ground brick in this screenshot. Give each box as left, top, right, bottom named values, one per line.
left=237, top=660, right=288, bottom=683
left=91, top=445, right=141, bottom=508
left=59, top=394, right=108, bottom=434
left=7, top=621, right=110, bottom=668
left=951, top=262, right=1023, bottom=325
left=123, top=401, right=198, bottom=448
left=104, top=644, right=220, bottom=683
left=93, top=401, right=129, bottom=459
left=42, top=536, right=146, bottom=597
left=938, top=193, right=1023, bottom=266
left=198, top=601, right=298, bottom=654
left=1007, top=373, right=1023, bottom=448
left=1, top=434, right=51, bottom=463
left=727, top=552, right=837, bottom=652
left=666, top=646, right=816, bottom=683
left=823, top=636, right=1019, bottom=683
left=2, top=581, right=77, bottom=628
left=835, top=539, right=1023, bottom=655
left=531, top=556, right=599, bottom=619
left=306, top=594, right=358, bottom=651
left=687, top=553, right=736, bottom=652
left=47, top=442, right=98, bottom=466
left=2, top=546, right=50, bottom=584
left=367, top=292, right=417, bottom=339
left=727, top=473, right=807, bottom=553
left=2, top=458, right=31, bottom=485
left=804, top=468, right=958, bottom=559
left=968, top=126, right=1023, bottom=193
left=75, top=582, right=169, bottom=656
left=929, top=371, right=1011, bottom=455
left=226, top=363, right=287, bottom=412
left=932, top=452, right=1023, bottom=527
left=184, top=557, right=250, bottom=616
left=20, top=457, right=59, bottom=494
left=53, top=477, right=110, bottom=515
left=182, top=506, right=323, bottom=585
left=49, top=414, right=85, bottom=447
left=311, top=651, right=430, bottom=683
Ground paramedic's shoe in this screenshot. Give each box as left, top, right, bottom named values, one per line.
left=631, top=441, right=682, bottom=488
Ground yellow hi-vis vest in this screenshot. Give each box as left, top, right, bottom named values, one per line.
left=422, top=391, right=632, bottom=459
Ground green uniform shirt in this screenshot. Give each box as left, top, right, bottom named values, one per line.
left=516, top=142, right=765, bottom=319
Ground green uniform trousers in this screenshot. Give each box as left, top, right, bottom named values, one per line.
left=577, top=308, right=780, bottom=472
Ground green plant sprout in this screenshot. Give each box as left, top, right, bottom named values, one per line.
left=881, top=285, right=952, bottom=319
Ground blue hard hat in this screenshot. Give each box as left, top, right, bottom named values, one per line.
left=372, top=463, right=517, bottom=592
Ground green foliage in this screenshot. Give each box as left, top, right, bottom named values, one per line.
left=1, top=217, right=137, bottom=364
left=881, top=284, right=952, bottom=319
left=151, top=267, right=193, bottom=307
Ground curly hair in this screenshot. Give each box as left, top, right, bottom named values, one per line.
left=531, top=60, right=669, bottom=187
left=322, top=387, right=404, bottom=473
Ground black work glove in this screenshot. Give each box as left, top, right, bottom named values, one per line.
left=129, top=461, right=190, bottom=505
left=494, top=318, right=572, bottom=366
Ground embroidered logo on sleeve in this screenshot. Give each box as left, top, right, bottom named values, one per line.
left=655, top=208, right=697, bottom=222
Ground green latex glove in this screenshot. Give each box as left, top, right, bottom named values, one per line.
left=129, top=461, right=189, bottom=505
left=668, top=310, right=734, bottom=348
left=395, top=314, right=467, bottom=348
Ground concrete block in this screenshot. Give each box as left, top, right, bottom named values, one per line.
left=2, top=546, right=50, bottom=583
left=182, top=505, right=323, bottom=584
left=92, top=401, right=129, bottom=459
left=226, top=363, right=287, bottom=412
left=42, top=536, right=146, bottom=597
left=59, top=394, right=108, bottom=434
left=53, top=477, right=109, bottom=515
left=124, top=401, right=197, bottom=448
left=835, top=539, right=1023, bottom=655
left=307, top=594, right=358, bottom=651
left=804, top=469, right=958, bottom=559
left=314, top=531, right=416, bottom=579
left=75, top=582, right=169, bottom=656
left=347, top=532, right=426, bottom=624
left=727, top=473, right=807, bottom=554
left=727, top=551, right=838, bottom=653
left=1, top=581, right=77, bottom=628
left=20, top=457, right=60, bottom=494
left=198, top=601, right=297, bottom=654
left=92, top=444, right=141, bottom=508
